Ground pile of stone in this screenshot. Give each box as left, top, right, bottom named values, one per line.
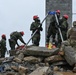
left=0, top=46, right=76, bottom=75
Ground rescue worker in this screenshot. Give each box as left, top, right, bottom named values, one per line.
left=0, top=34, right=7, bottom=57
left=9, top=31, right=26, bottom=50
left=67, top=21, right=76, bottom=49
left=59, top=21, right=76, bottom=72
left=67, top=21, right=76, bottom=72
left=30, top=15, right=43, bottom=46
left=46, top=10, right=61, bottom=47
left=57, top=14, right=69, bottom=47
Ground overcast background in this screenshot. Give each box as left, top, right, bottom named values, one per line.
left=0, top=0, right=76, bottom=50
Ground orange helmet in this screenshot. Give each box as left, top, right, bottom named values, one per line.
left=33, top=15, right=39, bottom=20
left=1, top=34, right=6, bottom=39
left=63, top=14, right=68, bottom=19
left=56, top=10, right=60, bottom=14
left=20, top=31, right=24, bottom=36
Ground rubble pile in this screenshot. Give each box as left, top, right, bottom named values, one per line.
left=0, top=46, right=76, bottom=75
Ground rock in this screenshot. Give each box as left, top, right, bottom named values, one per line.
left=13, top=57, right=22, bottom=63
left=45, top=55, right=64, bottom=63
left=4, top=64, right=11, bottom=71
left=52, top=61, right=67, bottom=66
left=17, top=53, right=24, bottom=60
left=73, top=67, right=76, bottom=73
left=58, top=50, right=64, bottom=56
left=0, top=58, right=5, bottom=64
left=53, top=66, right=59, bottom=71
left=18, top=66, right=28, bottom=75
left=35, top=64, right=39, bottom=68
left=29, top=67, right=51, bottom=75
left=11, top=65, right=18, bottom=71
left=54, top=71, right=76, bottom=75
left=24, top=46, right=59, bottom=57
left=45, top=62, right=49, bottom=66
left=23, top=56, right=41, bottom=63
left=4, top=72, right=18, bottom=75
left=64, top=46, right=76, bottom=66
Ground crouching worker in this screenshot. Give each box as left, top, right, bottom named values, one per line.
left=0, top=34, right=7, bottom=57
left=9, top=31, right=26, bottom=50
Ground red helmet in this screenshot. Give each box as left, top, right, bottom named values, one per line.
left=63, top=15, right=68, bottom=19
left=20, top=31, right=24, bottom=36
left=56, top=10, right=60, bottom=14
left=33, top=15, right=39, bottom=20
left=1, top=34, right=6, bottom=39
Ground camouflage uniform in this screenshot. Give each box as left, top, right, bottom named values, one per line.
left=9, top=31, right=26, bottom=50
left=67, top=21, right=76, bottom=49
left=60, top=21, right=76, bottom=51
left=46, top=14, right=60, bottom=46
left=30, top=19, right=43, bottom=46
left=57, top=17, right=68, bottom=47
left=0, top=38, right=7, bottom=57
left=59, top=21, right=76, bottom=71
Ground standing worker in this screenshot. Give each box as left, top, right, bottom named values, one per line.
left=57, top=14, right=69, bottom=47
left=9, top=31, right=26, bottom=50
left=46, top=10, right=61, bottom=47
left=30, top=15, right=43, bottom=46
left=0, top=34, right=7, bottom=57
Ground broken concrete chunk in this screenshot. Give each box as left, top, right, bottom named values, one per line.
left=13, top=57, right=22, bottom=63
left=18, top=65, right=28, bottom=75
left=17, top=53, right=24, bottom=60
left=23, top=56, right=41, bottom=63
left=29, top=67, right=51, bottom=75
left=45, top=55, right=64, bottom=63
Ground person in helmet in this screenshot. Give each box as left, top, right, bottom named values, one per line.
left=9, top=31, right=26, bottom=50
left=57, top=14, right=69, bottom=47
left=30, top=15, right=43, bottom=46
left=0, top=34, right=7, bottom=57
left=67, top=21, right=76, bottom=48
left=46, top=10, right=61, bottom=47
left=59, top=21, right=76, bottom=72
left=67, top=21, right=76, bottom=72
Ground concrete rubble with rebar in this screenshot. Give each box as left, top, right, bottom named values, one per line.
left=0, top=46, right=76, bottom=75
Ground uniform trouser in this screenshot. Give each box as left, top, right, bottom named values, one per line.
left=32, top=34, right=40, bottom=46
left=46, top=32, right=56, bottom=44
left=0, top=48, right=6, bottom=57
left=57, top=32, right=62, bottom=47
left=9, top=39, right=16, bottom=50
left=57, top=31, right=67, bottom=47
